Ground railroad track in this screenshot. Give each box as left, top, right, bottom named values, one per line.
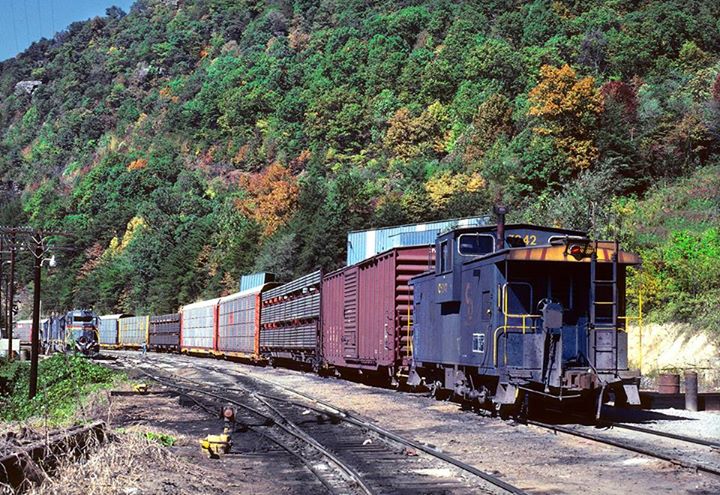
left=111, top=354, right=527, bottom=495
left=186, top=358, right=720, bottom=480
left=183, top=358, right=720, bottom=476
left=133, top=366, right=373, bottom=495
left=526, top=419, right=720, bottom=477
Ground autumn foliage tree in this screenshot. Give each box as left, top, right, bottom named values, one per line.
left=237, top=163, right=299, bottom=237
left=528, top=64, right=602, bottom=170
left=3, top=0, right=720, bottom=327
left=464, top=93, right=514, bottom=163
left=600, top=81, right=638, bottom=127
left=384, top=101, right=450, bottom=160
left=425, top=170, right=485, bottom=209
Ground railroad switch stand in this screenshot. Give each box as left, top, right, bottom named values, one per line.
left=199, top=406, right=236, bottom=458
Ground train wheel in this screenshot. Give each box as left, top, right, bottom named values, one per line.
left=518, top=391, right=530, bottom=423
left=494, top=400, right=519, bottom=420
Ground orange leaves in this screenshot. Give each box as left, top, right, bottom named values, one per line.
left=236, top=163, right=299, bottom=237
left=528, top=64, right=602, bottom=169
left=529, top=65, right=602, bottom=121
left=76, top=242, right=104, bottom=281
left=127, top=158, right=147, bottom=171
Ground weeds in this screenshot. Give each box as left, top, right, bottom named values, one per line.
left=0, top=355, right=121, bottom=424
left=144, top=431, right=177, bottom=447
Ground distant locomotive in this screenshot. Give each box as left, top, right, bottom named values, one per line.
left=99, top=214, right=641, bottom=418
left=409, top=219, right=641, bottom=416
left=12, top=309, right=100, bottom=357
left=63, top=309, right=100, bottom=356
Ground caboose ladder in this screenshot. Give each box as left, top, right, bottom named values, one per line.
left=589, top=240, right=620, bottom=373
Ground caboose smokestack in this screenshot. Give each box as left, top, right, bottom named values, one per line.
left=494, top=204, right=507, bottom=251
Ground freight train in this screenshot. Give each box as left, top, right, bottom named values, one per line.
left=96, top=217, right=642, bottom=417
left=12, top=309, right=100, bottom=357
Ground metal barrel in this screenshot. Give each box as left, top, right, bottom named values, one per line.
left=657, top=373, right=680, bottom=394
left=685, top=371, right=698, bottom=411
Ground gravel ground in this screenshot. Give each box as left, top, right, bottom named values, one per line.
left=108, top=351, right=720, bottom=495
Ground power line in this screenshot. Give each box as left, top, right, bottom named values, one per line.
left=9, top=1, right=20, bottom=53
left=49, top=0, right=56, bottom=34
left=23, top=0, right=31, bottom=44
left=36, top=0, right=44, bottom=37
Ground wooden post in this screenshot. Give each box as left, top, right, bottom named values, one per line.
left=29, top=240, right=42, bottom=399
left=7, top=232, right=16, bottom=361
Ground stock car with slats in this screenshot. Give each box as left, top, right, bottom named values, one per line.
left=260, top=270, right=322, bottom=367
left=149, top=313, right=181, bottom=352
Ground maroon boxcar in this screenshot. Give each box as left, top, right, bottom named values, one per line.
left=321, top=246, right=435, bottom=378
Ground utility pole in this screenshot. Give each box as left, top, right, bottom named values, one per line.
left=0, top=230, right=18, bottom=361
left=29, top=238, right=42, bottom=399
left=1, top=226, right=73, bottom=396
left=7, top=231, right=16, bottom=361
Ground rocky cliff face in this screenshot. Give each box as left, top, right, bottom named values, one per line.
left=628, top=323, right=720, bottom=391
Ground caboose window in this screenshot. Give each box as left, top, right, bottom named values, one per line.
left=457, top=234, right=494, bottom=256
left=439, top=240, right=450, bottom=272
left=504, top=282, right=533, bottom=315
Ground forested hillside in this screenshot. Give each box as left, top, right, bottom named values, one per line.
left=0, top=0, right=718, bottom=330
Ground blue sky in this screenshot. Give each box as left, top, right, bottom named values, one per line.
left=1, top=0, right=135, bottom=62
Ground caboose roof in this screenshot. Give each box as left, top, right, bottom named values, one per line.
left=476, top=241, right=641, bottom=265
left=441, top=223, right=586, bottom=236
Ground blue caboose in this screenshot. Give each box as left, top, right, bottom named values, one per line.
left=409, top=219, right=641, bottom=416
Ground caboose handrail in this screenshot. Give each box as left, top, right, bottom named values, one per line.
left=494, top=283, right=543, bottom=367
left=493, top=324, right=540, bottom=366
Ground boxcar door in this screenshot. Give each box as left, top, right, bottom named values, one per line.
left=343, top=267, right=359, bottom=359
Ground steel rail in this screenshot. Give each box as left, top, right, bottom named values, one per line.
left=527, top=420, right=720, bottom=477
left=554, top=408, right=720, bottom=451
left=129, top=363, right=374, bottom=495
left=112, top=352, right=720, bottom=485
left=597, top=420, right=720, bottom=450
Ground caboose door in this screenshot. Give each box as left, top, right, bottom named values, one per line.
left=343, top=267, right=359, bottom=359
